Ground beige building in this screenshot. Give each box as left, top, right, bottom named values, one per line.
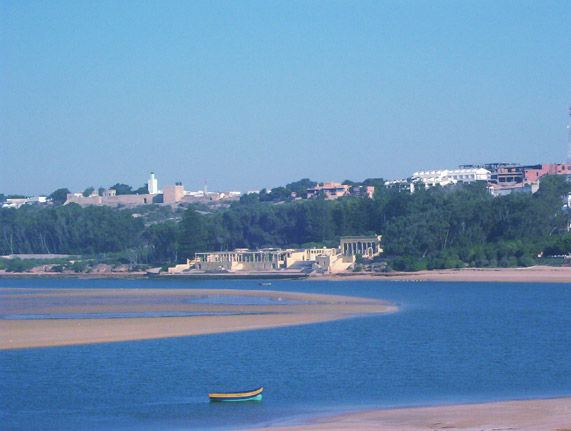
left=175, top=235, right=384, bottom=274
left=65, top=189, right=154, bottom=207
left=190, top=237, right=383, bottom=273
left=195, top=249, right=290, bottom=271
left=163, top=184, right=185, bottom=204
left=194, top=247, right=342, bottom=272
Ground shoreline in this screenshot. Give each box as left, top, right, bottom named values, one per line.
left=316, top=265, right=571, bottom=283
left=244, top=397, right=571, bottom=431
left=0, top=265, right=569, bottom=282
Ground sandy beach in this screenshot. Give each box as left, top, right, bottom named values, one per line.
left=0, top=288, right=396, bottom=349
left=314, top=265, right=571, bottom=283
left=2, top=265, right=569, bottom=283
left=245, top=397, right=571, bottom=431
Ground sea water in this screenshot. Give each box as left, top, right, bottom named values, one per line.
left=0, top=278, right=569, bottom=430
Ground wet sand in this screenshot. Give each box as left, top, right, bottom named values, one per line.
left=246, top=397, right=571, bottom=431
left=0, top=288, right=396, bottom=349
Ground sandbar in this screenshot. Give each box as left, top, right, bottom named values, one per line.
left=245, top=397, right=571, bottom=431
left=0, top=288, right=396, bottom=349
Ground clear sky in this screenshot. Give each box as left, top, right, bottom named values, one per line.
left=1, top=1, right=569, bottom=195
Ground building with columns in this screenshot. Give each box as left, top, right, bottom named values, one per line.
left=176, top=235, right=384, bottom=274
left=340, top=235, right=383, bottom=258
left=195, top=249, right=291, bottom=271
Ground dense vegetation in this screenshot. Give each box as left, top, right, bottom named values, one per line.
left=1, top=176, right=569, bottom=271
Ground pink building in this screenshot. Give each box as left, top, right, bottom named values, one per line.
left=306, top=183, right=350, bottom=199
left=523, top=164, right=570, bottom=183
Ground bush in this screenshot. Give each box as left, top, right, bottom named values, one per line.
left=518, top=255, right=535, bottom=267
left=4, top=259, right=28, bottom=272
left=71, top=261, right=87, bottom=273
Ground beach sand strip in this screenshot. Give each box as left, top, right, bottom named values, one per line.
left=313, top=265, right=571, bottom=283
left=245, top=397, right=571, bottom=431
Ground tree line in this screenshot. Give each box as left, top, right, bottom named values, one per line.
left=1, top=175, right=569, bottom=270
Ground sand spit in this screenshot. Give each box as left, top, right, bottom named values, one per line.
left=0, top=288, right=396, bottom=349
left=246, top=397, right=571, bottom=431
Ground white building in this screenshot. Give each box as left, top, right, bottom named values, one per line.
left=412, top=168, right=490, bottom=188
left=2, top=196, right=48, bottom=208
left=148, top=172, right=158, bottom=195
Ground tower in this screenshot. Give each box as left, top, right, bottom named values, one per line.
left=148, top=172, right=158, bottom=195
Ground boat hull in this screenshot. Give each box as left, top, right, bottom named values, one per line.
left=209, top=386, right=263, bottom=402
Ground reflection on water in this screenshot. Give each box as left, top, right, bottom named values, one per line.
left=189, top=295, right=311, bottom=305
left=0, top=278, right=570, bottom=431
left=0, top=291, right=312, bottom=318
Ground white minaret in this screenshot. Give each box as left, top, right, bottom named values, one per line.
left=148, top=172, right=158, bottom=195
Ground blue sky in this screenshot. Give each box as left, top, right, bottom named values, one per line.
left=1, top=1, right=569, bottom=195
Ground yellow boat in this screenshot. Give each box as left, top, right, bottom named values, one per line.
left=208, top=386, right=263, bottom=402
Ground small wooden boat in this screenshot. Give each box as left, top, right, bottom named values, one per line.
left=208, top=386, right=263, bottom=402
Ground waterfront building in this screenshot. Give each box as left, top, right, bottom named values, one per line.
left=175, top=234, right=383, bottom=274
left=195, top=249, right=292, bottom=271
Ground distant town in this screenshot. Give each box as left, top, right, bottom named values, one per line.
left=2, top=161, right=570, bottom=209
left=2, top=149, right=570, bottom=278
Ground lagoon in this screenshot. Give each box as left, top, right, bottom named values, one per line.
left=0, top=278, right=569, bottom=430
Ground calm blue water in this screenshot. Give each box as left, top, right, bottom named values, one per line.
left=1, top=279, right=569, bottom=430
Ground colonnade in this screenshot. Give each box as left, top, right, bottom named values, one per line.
left=196, top=251, right=286, bottom=267
left=340, top=239, right=380, bottom=257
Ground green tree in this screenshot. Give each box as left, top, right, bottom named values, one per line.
left=177, top=209, right=208, bottom=262
left=285, top=178, right=317, bottom=198
left=134, top=185, right=149, bottom=195
left=82, top=187, right=95, bottom=197
left=144, top=221, right=178, bottom=263
left=49, top=188, right=71, bottom=205
left=110, top=183, right=133, bottom=195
